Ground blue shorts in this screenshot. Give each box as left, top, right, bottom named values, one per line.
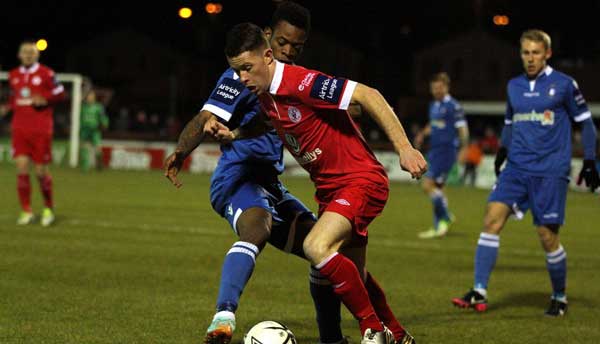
left=222, top=180, right=314, bottom=235
left=425, top=148, right=457, bottom=185
left=488, top=167, right=568, bottom=226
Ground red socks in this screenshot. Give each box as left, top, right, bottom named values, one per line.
left=38, top=174, right=53, bottom=208
left=317, top=253, right=383, bottom=335
left=17, top=174, right=31, bottom=212
left=366, top=272, right=406, bottom=340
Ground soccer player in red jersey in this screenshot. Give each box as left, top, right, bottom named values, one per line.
left=212, top=23, right=426, bottom=344
left=0, top=40, right=65, bottom=226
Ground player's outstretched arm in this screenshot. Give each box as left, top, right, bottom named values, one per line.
left=164, top=110, right=213, bottom=188
left=351, top=83, right=427, bottom=179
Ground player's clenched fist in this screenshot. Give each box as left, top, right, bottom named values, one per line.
left=398, top=146, right=428, bottom=179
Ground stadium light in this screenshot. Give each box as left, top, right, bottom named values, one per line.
left=178, top=7, right=193, bottom=19
left=205, top=3, right=222, bottom=14
left=36, top=39, right=48, bottom=51
left=493, top=15, right=509, bottom=26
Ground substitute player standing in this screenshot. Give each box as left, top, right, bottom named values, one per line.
left=414, top=72, right=469, bottom=238
left=218, top=23, right=426, bottom=344
left=452, top=29, right=600, bottom=316
left=0, top=40, right=65, bottom=226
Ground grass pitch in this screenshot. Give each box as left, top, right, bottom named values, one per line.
left=1, top=164, right=599, bottom=343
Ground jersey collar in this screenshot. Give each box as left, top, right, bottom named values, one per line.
left=269, top=60, right=285, bottom=95
left=443, top=94, right=451, bottom=102
left=19, top=62, right=40, bottom=74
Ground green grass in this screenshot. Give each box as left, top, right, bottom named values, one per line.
left=1, top=164, right=599, bottom=343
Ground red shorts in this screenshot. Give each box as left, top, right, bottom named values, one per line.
left=12, top=129, right=53, bottom=164
left=315, top=180, right=389, bottom=246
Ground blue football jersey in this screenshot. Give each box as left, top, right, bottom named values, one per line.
left=504, top=66, right=591, bottom=177
left=202, top=68, right=284, bottom=214
left=429, top=95, right=466, bottom=150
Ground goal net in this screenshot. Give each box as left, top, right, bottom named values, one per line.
left=0, top=71, right=83, bottom=167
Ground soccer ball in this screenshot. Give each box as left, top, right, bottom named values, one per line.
left=243, top=321, right=297, bottom=344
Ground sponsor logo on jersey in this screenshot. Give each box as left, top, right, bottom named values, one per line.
left=523, top=92, right=540, bottom=97
left=310, top=75, right=344, bottom=104
left=32, top=76, right=42, bottom=85
left=209, top=78, right=242, bottom=105
left=431, top=119, right=446, bottom=129
left=298, top=72, right=315, bottom=91
left=20, top=87, right=31, bottom=98
left=513, top=110, right=554, bottom=126
left=288, top=106, right=302, bottom=123
left=285, top=133, right=301, bottom=153
left=296, top=148, right=322, bottom=165
left=335, top=199, right=351, bottom=206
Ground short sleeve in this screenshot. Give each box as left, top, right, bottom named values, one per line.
left=202, top=73, right=254, bottom=122
left=565, top=78, right=591, bottom=122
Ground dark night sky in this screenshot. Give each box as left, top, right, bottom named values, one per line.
left=1, top=0, right=599, bottom=71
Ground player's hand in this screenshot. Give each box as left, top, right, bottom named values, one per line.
left=204, top=119, right=235, bottom=144
left=494, top=147, right=508, bottom=177
left=398, top=146, right=428, bottom=179
left=31, top=95, right=48, bottom=107
left=0, top=104, right=8, bottom=117
left=577, top=159, right=600, bottom=192
left=164, top=151, right=186, bottom=188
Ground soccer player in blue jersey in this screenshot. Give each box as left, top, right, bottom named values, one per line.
left=414, top=72, right=469, bottom=238
left=452, top=29, right=600, bottom=316
left=164, top=3, right=374, bottom=344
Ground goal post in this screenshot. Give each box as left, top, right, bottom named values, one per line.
left=0, top=71, right=84, bottom=167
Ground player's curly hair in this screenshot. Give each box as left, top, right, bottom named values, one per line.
left=270, top=1, right=311, bottom=35
left=520, top=29, right=551, bottom=50
left=225, top=22, right=269, bottom=58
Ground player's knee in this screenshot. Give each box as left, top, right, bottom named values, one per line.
left=236, top=209, right=272, bottom=247
left=483, top=214, right=503, bottom=234
left=302, top=234, right=335, bottom=265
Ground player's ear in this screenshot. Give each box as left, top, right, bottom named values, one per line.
left=545, top=48, right=552, bottom=60
left=264, top=48, right=274, bottom=64
left=264, top=26, right=273, bottom=40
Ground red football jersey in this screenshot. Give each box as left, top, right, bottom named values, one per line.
left=7, top=63, right=65, bottom=133
left=258, top=61, right=387, bottom=187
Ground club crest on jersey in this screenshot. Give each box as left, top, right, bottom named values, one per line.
left=32, top=75, right=42, bottom=85
left=285, top=133, right=301, bottom=153
left=288, top=106, right=302, bottom=123
left=548, top=88, right=555, bottom=97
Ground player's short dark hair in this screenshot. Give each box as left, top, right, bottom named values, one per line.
left=270, top=1, right=311, bottom=35
left=225, top=23, right=269, bottom=58
left=430, top=72, right=450, bottom=86
left=520, top=29, right=552, bottom=50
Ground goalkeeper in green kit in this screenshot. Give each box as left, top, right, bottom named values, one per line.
left=79, top=90, right=108, bottom=171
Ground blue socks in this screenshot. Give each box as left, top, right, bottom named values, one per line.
left=216, top=241, right=259, bottom=312
left=546, top=245, right=567, bottom=301
left=309, top=266, right=343, bottom=344
left=474, top=233, right=499, bottom=293
left=430, top=189, right=450, bottom=225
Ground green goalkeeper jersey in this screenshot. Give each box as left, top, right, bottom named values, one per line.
left=80, top=102, right=109, bottom=131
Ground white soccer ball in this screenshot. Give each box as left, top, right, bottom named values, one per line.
left=243, top=321, right=297, bottom=344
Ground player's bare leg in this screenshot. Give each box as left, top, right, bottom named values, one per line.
left=204, top=207, right=270, bottom=344
left=303, top=212, right=392, bottom=344
left=34, top=163, right=54, bottom=227
left=537, top=225, right=568, bottom=316
left=453, top=202, right=511, bottom=311
left=15, top=155, right=34, bottom=225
